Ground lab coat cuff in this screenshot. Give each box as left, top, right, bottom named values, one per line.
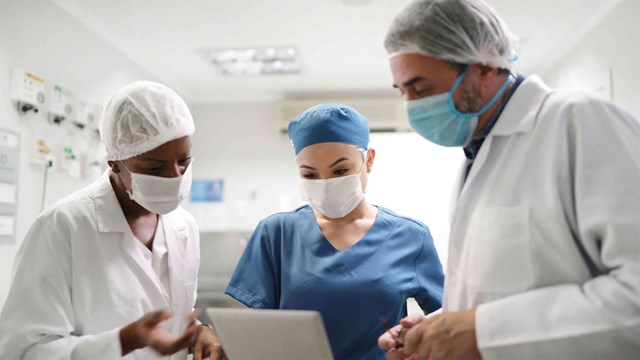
left=475, top=302, right=493, bottom=356
left=106, top=327, right=124, bottom=359
left=73, top=327, right=123, bottom=360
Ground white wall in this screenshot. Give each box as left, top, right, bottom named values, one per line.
left=185, top=102, right=300, bottom=231
left=186, top=102, right=463, bottom=268
left=542, top=0, right=640, bottom=119
left=0, top=0, right=157, bottom=307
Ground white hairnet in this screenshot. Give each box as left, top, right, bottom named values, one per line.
left=385, top=0, right=518, bottom=70
left=99, top=81, right=195, bottom=161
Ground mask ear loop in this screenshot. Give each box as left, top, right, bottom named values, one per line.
left=117, top=160, right=135, bottom=198
left=359, top=149, right=369, bottom=172
left=510, top=53, right=520, bottom=76
left=359, top=149, right=370, bottom=194
left=448, top=66, right=512, bottom=118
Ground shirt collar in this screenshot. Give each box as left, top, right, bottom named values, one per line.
left=463, top=74, right=526, bottom=160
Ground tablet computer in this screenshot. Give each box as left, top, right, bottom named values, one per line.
left=206, top=308, right=334, bottom=360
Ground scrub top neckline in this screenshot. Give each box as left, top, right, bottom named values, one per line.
left=302, top=205, right=394, bottom=273
left=315, top=205, right=380, bottom=252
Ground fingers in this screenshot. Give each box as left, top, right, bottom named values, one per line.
left=190, top=308, right=202, bottom=320
left=399, top=313, right=425, bottom=328
left=144, top=310, right=172, bottom=327
left=385, top=347, right=408, bottom=360
left=378, top=334, right=397, bottom=351
left=380, top=320, right=415, bottom=351
left=403, top=323, right=422, bottom=354
left=208, top=343, right=227, bottom=360
left=164, top=322, right=200, bottom=355
left=193, top=332, right=203, bottom=360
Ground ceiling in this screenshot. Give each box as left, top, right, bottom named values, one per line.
left=51, top=0, right=623, bottom=103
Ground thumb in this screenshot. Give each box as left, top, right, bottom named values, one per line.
left=190, top=309, right=201, bottom=322
left=399, top=313, right=425, bottom=328
left=145, top=310, right=172, bottom=327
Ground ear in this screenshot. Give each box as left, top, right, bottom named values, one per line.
left=474, top=64, right=503, bottom=93
left=366, top=148, right=376, bottom=173
left=476, top=64, right=495, bottom=76
left=107, top=160, right=120, bottom=173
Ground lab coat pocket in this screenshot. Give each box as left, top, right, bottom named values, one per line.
left=466, top=206, right=533, bottom=293
left=93, top=293, right=144, bottom=331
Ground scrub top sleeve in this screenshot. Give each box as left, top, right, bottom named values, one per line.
left=225, top=220, right=278, bottom=309
left=413, top=227, right=445, bottom=313
left=0, top=214, right=123, bottom=360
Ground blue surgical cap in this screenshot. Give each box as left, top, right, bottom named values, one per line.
left=288, top=103, right=370, bottom=155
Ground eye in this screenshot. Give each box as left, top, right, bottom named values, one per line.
left=413, top=85, right=433, bottom=97
left=414, top=89, right=428, bottom=96
left=178, top=157, right=191, bottom=166
left=412, top=83, right=434, bottom=98
left=334, top=168, right=349, bottom=176
left=303, top=173, right=318, bottom=179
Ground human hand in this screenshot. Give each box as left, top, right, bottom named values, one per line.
left=378, top=313, right=425, bottom=360
left=120, top=310, right=200, bottom=356
left=403, top=309, right=480, bottom=360
left=193, top=324, right=227, bottom=360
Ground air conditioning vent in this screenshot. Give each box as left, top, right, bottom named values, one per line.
left=276, top=98, right=410, bottom=133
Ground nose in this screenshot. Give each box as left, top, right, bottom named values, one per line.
left=170, top=166, right=182, bottom=178
left=405, top=93, right=426, bottom=102
left=167, top=161, right=188, bottom=178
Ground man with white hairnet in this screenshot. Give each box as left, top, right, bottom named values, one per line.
left=0, top=81, right=224, bottom=360
left=377, top=0, right=640, bottom=359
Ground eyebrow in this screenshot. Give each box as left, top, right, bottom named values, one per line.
left=139, top=158, right=164, bottom=163
left=393, top=76, right=427, bottom=89
left=299, top=157, right=351, bottom=170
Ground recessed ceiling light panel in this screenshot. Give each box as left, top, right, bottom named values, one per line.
left=205, top=47, right=300, bottom=76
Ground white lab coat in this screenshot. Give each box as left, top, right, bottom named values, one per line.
left=445, top=75, right=640, bottom=359
left=0, top=173, right=200, bottom=360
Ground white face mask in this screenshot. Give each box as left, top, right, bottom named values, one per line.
left=300, top=162, right=366, bottom=219
left=120, top=161, right=193, bottom=215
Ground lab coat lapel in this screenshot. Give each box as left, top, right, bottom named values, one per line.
left=447, top=76, right=552, bottom=295
left=119, top=232, right=172, bottom=305
left=163, top=215, right=188, bottom=312
left=455, top=75, right=551, bottom=207
left=93, top=173, right=171, bottom=306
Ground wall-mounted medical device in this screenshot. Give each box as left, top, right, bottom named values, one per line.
left=48, top=84, right=74, bottom=125
left=75, top=100, right=99, bottom=130
left=10, top=68, right=46, bottom=114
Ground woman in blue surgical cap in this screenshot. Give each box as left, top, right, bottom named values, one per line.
left=225, top=103, right=444, bottom=359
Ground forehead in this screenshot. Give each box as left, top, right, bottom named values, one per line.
left=296, top=142, right=362, bottom=164
left=131, top=135, right=192, bottom=161
left=390, top=53, right=454, bottom=85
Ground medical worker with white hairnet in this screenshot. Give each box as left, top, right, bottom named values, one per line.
left=0, top=81, right=224, bottom=360
left=377, top=0, right=640, bottom=359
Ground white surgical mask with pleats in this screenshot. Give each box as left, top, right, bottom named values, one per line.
left=120, top=161, right=193, bottom=215
left=300, top=157, right=366, bottom=219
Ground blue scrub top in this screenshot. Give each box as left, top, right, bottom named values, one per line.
left=225, top=205, right=444, bottom=360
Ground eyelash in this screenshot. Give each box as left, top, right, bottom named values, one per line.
left=146, top=158, right=190, bottom=172
left=414, top=88, right=429, bottom=96
left=303, top=168, right=349, bottom=179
